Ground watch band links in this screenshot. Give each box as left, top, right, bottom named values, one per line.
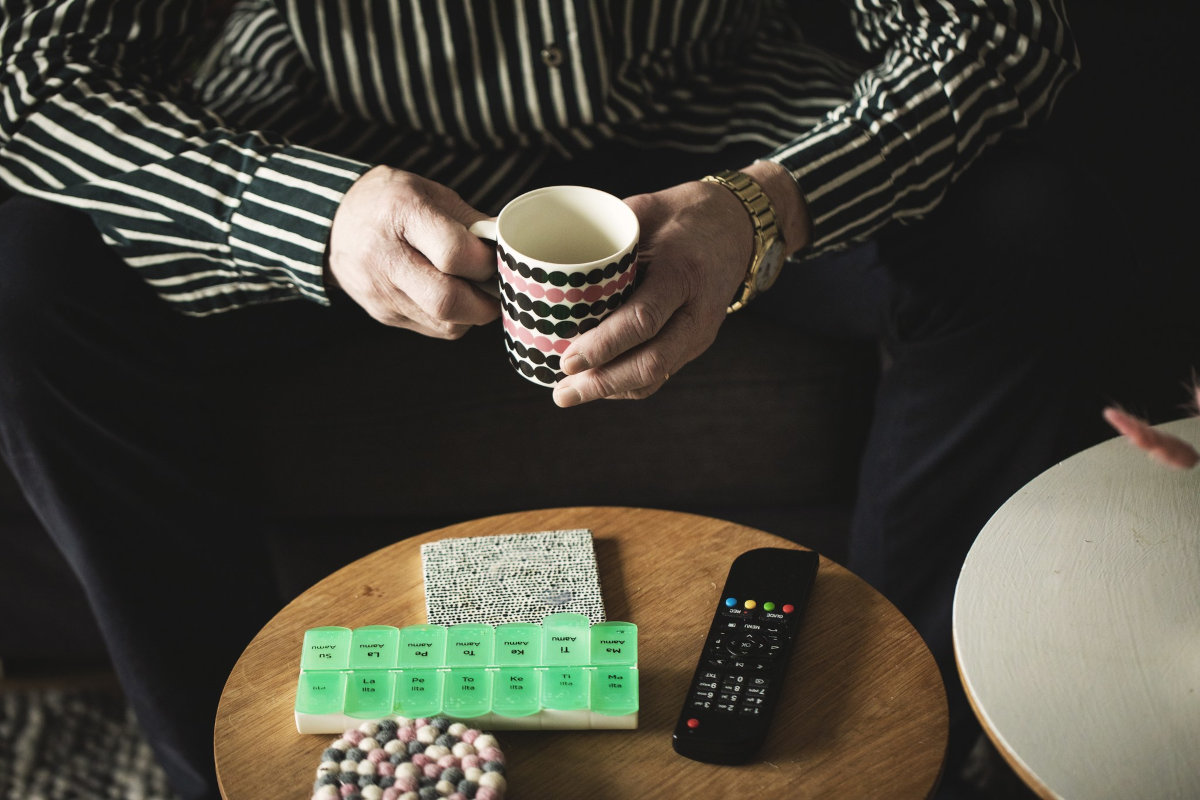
left=700, top=169, right=782, bottom=313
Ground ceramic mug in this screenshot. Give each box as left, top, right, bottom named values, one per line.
left=470, top=186, right=640, bottom=387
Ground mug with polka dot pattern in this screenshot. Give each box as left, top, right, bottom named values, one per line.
left=470, top=185, right=640, bottom=387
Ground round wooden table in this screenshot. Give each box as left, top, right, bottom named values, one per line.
left=215, top=507, right=947, bottom=798
left=954, top=418, right=1200, bottom=799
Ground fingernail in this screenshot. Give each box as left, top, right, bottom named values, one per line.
left=562, top=353, right=591, bottom=375
left=553, top=385, right=583, bottom=407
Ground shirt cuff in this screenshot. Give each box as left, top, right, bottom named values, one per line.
left=765, top=116, right=895, bottom=258
left=229, top=145, right=371, bottom=306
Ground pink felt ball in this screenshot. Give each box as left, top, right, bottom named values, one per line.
left=475, top=787, right=500, bottom=800
left=437, top=754, right=458, bottom=769
left=461, top=729, right=479, bottom=744
left=398, top=725, right=416, bottom=743
left=377, top=762, right=395, bottom=777
left=478, top=747, right=504, bottom=764
left=391, top=773, right=418, bottom=793
left=422, top=762, right=441, bottom=779
left=381, top=789, right=400, bottom=800
left=368, top=748, right=388, bottom=764
left=461, top=755, right=481, bottom=770
left=410, top=753, right=430, bottom=768
left=344, top=730, right=364, bottom=745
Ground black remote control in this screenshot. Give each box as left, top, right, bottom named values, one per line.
left=672, top=547, right=819, bottom=764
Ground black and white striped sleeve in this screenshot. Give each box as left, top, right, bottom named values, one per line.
left=0, top=0, right=371, bottom=316
left=767, top=0, right=1080, bottom=255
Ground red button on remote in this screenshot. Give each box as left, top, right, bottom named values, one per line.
left=687, top=718, right=701, bottom=729
left=782, top=604, right=795, bottom=614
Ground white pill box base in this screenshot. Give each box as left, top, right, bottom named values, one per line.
left=295, top=710, right=638, bottom=734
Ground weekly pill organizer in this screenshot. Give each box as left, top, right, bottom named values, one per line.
left=295, top=613, right=639, bottom=733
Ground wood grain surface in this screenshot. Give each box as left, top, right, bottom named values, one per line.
left=215, top=506, right=947, bottom=799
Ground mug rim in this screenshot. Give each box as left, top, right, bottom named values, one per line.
left=496, top=185, right=639, bottom=270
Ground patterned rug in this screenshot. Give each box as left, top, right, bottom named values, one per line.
left=0, top=687, right=179, bottom=800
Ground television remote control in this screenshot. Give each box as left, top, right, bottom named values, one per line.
left=672, top=547, right=819, bottom=764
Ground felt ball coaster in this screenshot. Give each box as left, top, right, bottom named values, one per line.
left=310, top=716, right=507, bottom=800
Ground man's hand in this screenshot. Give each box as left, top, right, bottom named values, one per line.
left=326, top=166, right=499, bottom=338
left=550, top=161, right=810, bottom=406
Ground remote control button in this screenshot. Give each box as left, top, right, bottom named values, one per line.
left=763, top=602, right=776, bottom=611
left=782, top=603, right=795, bottom=614
left=744, top=599, right=757, bottom=609
left=724, top=597, right=737, bottom=607
left=687, top=718, right=701, bottom=729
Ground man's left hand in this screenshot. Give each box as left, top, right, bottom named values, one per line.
left=550, top=161, right=809, bottom=406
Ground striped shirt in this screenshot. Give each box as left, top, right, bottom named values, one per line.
left=0, top=0, right=1078, bottom=317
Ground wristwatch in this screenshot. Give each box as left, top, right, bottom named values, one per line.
left=701, top=169, right=787, bottom=313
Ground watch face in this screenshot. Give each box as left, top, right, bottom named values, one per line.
left=753, top=239, right=787, bottom=293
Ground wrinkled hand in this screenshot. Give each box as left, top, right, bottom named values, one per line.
left=548, top=179, right=753, bottom=406
left=326, top=165, right=498, bottom=338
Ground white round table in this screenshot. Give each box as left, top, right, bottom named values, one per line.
left=953, top=417, right=1200, bottom=799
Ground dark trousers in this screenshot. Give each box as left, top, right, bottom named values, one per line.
left=0, top=141, right=1182, bottom=800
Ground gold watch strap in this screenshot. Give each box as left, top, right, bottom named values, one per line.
left=701, top=169, right=781, bottom=312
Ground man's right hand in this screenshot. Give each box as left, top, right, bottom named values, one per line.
left=326, top=165, right=499, bottom=338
